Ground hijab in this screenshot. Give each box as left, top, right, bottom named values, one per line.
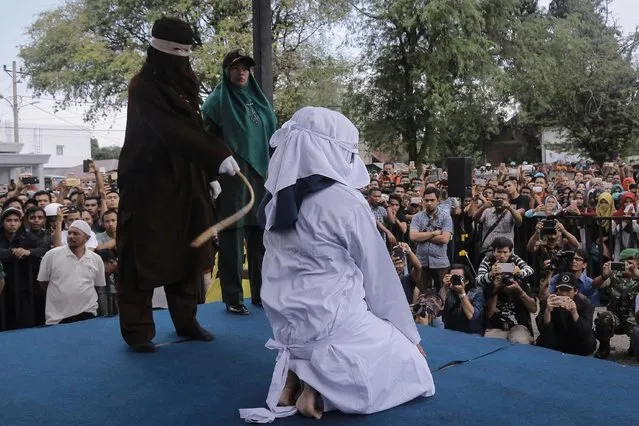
left=201, top=65, right=276, bottom=179
left=258, top=107, right=369, bottom=231
left=596, top=192, right=614, bottom=231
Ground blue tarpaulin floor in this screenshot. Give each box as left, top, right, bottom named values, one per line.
left=0, top=302, right=635, bottom=425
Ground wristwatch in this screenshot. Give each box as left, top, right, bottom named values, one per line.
left=460, top=293, right=467, bottom=299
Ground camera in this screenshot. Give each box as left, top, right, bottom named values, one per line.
left=450, top=274, right=463, bottom=286
left=540, top=219, right=556, bottom=237
left=549, top=250, right=575, bottom=274
left=21, top=176, right=39, bottom=185
left=500, top=272, right=516, bottom=285
left=610, top=262, right=625, bottom=273
left=411, top=290, right=443, bottom=319
left=492, top=199, right=505, bottom=208
left=392, top=246, right=404, bottom=258
left=83, top=159, right=92, bottom=173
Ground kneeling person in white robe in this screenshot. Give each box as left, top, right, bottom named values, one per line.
left=240, top=107, right=435, bottom=422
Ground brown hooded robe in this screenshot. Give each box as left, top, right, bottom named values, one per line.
left=117, top=78, right=231, bottom=291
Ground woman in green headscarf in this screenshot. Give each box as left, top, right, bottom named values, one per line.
left=202, top=49, right=277, bottom=315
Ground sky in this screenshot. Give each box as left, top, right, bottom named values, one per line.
left=0, top=0, right=637, bottom=148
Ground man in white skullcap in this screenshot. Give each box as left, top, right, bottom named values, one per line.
left=37, top=220, right=107, bottom=325
left=241, top=107, right=435, bottom=422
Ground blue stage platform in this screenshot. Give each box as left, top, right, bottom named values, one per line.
left=0, top=302, right=635, bottom=425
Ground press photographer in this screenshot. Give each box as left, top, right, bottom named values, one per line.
left=477, top=237, right=537, bottom=343
left=592, top=249, right=639, bottom=359
left=412, top=290, right=444, bottom=329
left=391, top=242, right=421, bottom=304
left=536, top=273, right=597, bottom=356
left=526, top=219, right=579, bottom=259
left=471, top=187, right=522, bottom=258
left=541, top=248, right=599, bottom=306
left=439, top=265, right=484, bottom=335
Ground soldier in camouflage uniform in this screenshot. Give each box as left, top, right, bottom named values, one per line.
left=594, top=248, right=639, bottom=359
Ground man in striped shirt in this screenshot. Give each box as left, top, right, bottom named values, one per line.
left=477, top=237, right=537, bottom=344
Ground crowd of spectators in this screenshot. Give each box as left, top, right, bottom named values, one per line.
left=1, top=158, right=638, bottom=364
left=371, top=160, right=639, bottom=361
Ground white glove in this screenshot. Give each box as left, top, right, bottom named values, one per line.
left=209, top=181, right=222, bottom=199
left=218, top=156, right=239, bottom=176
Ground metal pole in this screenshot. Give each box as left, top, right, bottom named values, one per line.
left=252, top=0, right=274, bottom=104
left=12, top=61, right=19, bottom=144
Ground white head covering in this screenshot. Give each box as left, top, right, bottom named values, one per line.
left=69, top=220, right=92, bottom=237
left=262, top=107, right=369, bottom=230
left=44, top=203, right=62, bottom=217
left=150, top=37, right=192, bottom=57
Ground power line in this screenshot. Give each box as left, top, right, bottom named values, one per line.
left=19, top=95, right=96, bottom=105
left=6, top=126, right=126, bottom=132
left=26, top=103, right=93, bottom=130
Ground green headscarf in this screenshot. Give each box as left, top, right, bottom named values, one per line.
left=201, top=66, right=276, bottom=179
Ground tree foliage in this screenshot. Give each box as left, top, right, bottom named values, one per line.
left=343, top=0, right=508, bottom=164
left=19, top=0, right=352, bottom=123
left=344, top=0, right=639, bottom=165
left=510, top=0, right=639, bottom=164
left=20, top=0, right=639, bottom=165
left=90, top=137, right=121, bottom=160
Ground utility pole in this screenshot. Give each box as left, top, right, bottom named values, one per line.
left=252, top=0, right=273, bottom=104
left=2, top=60, right=23, bottom=144
left=11, top=61, right=19, bottom=144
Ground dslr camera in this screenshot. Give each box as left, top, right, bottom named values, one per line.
left=492, top=199, right=504, bottom=208
left=411, top=290, right=443, bottom=319
left=549, top=250, right=575, bottom=274
left=450, top=274, right=464, bottom=286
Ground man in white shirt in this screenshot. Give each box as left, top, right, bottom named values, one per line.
left=60, top=207, right=99, bottom=250
left=38, top=220, right=106, bottom=324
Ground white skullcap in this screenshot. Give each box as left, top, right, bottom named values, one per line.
left=44, top=203, right=62, bottom=217
left=69, top=220, right=92, bottom=237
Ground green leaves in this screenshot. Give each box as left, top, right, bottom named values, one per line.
left=344, top=0, right=507, bottom=164
left=509, top=5, right=639, bottom=164
left=19, top=0, right=350, bottom=124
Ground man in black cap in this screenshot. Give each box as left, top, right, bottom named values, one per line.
left=536, top=272, right=597, bottom=356
left=117, top=17, right=238, bottom=352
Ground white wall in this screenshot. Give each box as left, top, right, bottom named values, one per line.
left=3, top=124, right=92, bottom=168
left=540, top=128, right=589, bottom=164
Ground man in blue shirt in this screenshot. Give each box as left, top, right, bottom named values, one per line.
left=439, top=264, right=484, bottom=335
left=545, top=249, right=599, bottom=306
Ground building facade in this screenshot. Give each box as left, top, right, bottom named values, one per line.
left=2, top=123, right=92, bottom=171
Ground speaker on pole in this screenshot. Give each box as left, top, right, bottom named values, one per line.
left=447, top=157, right=473, bottom=198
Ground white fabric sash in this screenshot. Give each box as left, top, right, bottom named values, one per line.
left=150, top=37, right=192, bottom=57
left=239, top=338, right=316, bottom=423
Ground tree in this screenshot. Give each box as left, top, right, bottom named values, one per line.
left=343, top=0, right=506, bottom=164
left=19, top=0, right=352, bottom=123
left=508, top=2, right=639, bottom=164
left=91, top=137, right=121, bottom=160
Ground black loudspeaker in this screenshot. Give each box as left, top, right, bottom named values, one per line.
left=447, top=157, right=473, bottom=198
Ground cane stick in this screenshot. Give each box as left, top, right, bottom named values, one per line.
left=190, top=171, right=255, bottom=248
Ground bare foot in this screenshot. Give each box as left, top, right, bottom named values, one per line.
left=295, top=381, right=323, bottom=420
left=278, top=371, right=301, bottom=406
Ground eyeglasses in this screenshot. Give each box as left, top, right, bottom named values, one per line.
left=573, top=257, right=584, bottom=262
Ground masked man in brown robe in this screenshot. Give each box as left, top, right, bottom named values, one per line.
left=116, top=17, right=239, bottom=353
